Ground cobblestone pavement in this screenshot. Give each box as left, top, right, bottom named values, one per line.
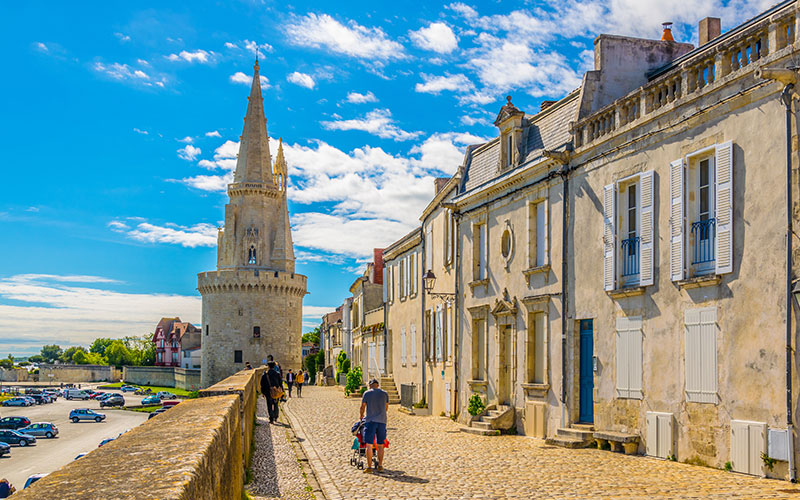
left=249, top=396, right=318, bottom=500
left=284, top=386, right=800, bottom=500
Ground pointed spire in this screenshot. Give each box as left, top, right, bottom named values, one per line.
left=233, top=60, right=273, bottom=185
left=273, top=138, right=288, bottom=192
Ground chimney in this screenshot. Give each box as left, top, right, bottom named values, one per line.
left=540, top=100, right=557, bottom=112
left=661, top=22, right=674, bottom=42
left=372, top=248, right=384, bottom=284
left=434, top=177, right=450, bottom=194
left=699, top=17, right=721, bottom=46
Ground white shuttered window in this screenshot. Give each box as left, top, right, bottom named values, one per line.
left=410, top=324, right=417, bottom=365
left=616, top=316, right=643, bottom=399
left=715, top=141, right=733, bottom=274
left=400, top=326, right=407, bottom=365
left=685, top=307, right=717, bottom=404
left=603, top=184, right=616, bottom=291
left=435, top=305, right=443, bottom=362
left=669, top=158, right=685, bottom=281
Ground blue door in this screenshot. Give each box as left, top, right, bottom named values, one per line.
left=579, top=320, right=594, bottom=423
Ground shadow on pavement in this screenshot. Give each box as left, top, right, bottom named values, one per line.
left=376, top=470, right=429, bottom=484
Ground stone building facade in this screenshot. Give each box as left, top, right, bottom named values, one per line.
left=349, top=250, right=385, bottom=381
left=198, top=60, right=306, bottom=387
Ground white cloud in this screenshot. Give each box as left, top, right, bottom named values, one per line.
left=114, top=32, right=131, bottom=42
left=287, top=71, right=316, bottom=89
left=415, top=73, right=474, bottom=94
left=243, top=40, right=273, bottom=58
left=225, top=42, right=238, bottom=49
left=177, top=144, right=202, bottom=161
left=93, top=62, right=166, bottom=88
left=230, top=72, right=270, bottom=89
left=178, top=136, right=193, bottom=144
left=460, top=114, right=490, bottom=126
left=166, top=49, right=213, bottom=63
left=292, top=213, right=413, bottom=258
left=179, top=171, right=234, bottom=192
left=410, top=132, right=487, bottom=174
left=109, top=219, right=217, bottom=247
left=0, top=274, right=200, bottom=355
left=409, top=22, right=459, bottom=54
left=447, top=2, right=478, bottom=19
left=35, top=42, right=48, bottom=52
left=285, top=13, right=405, bottom=64
left=25, top=207, right=40, bottom=213
left=321, top=109, right=420, bottom=141
left=133, top=128, right=149, bottom=135
left=205, top=130, right=221, bottom=138
left=346, top=91, right=378, bottom=104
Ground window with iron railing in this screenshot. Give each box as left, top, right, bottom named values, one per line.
left=621, top=236, right=641, bottom=278
left=690, top=157, right=716, bottom=276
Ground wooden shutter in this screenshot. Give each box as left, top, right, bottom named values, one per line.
left=447, top=303, right=453, bottom=360
left=603, top=184, right=616, bottom=291
left=646, top=413, right=657, bottom=456
left=538, top=199, right=548, bottom=267
left=639, top=171, right=654, bottom=286
left=400, top=327, right=406, bottom=365
left=628, top=317, right=643, bottom=399
left=685, top=307, right=717, bottom=403
left=410, top=324, right=417, bottom=364
left=382, top=267, right=388, bottom=302
left=412, top=252, right=417, bottom=295
left=731, top=420, right=767, bottom=475
left=479, top=224, right=487, bottom=279
left=615, top=317, right=629, bottom=398
left=435, top=305, right=443, bottom=362
left=669, top=159, right=685, bottom=281
left=715, top=141, right=733, bottom=275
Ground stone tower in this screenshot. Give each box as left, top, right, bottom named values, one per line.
left=198, top=60, right=306, bottom=387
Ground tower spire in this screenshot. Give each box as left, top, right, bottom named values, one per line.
left=273, top=137, right=288, bottom=192
left=232, top=59, right=273, bottom=185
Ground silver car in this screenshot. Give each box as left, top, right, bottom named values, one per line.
left=18, top=422, right=58, bottom=438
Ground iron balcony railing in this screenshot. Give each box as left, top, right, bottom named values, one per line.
left=620, top=236, right=640, bottom=277
left=691, top=218, right=716, bottom=265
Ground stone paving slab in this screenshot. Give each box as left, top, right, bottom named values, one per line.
left=249, top=396, right=317, bottom=500
left=284, top=386, right=800, bottom=500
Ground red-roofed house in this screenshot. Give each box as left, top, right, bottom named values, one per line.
left=152, top=317, right=201, bottom=367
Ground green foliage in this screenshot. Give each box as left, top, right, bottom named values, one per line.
left=335, top=351, right=350, bottom=380
left=60, top=346, right=85, bottom=363
left=315, top=349, right=325, bottom=373
left=723, top=461, right=733, bottom=472
left=71, top=350, right=89, bottom=364
left=90, top=338, right=114, bottom=357
left=40, top=344, right=62, bottom=363
left=467, top=393, right=486, bottom=416
left=122, top=334, right=156, bottom=366
left=761, top=452, right=777, bottom=471
left=0, top=359, right=13, bottom=370
left=105, top=340, right=134, bottom=367
left=345, top=366, right=363, bottom=396
left=667, top=454, right=677, bottom=462
left=412, top=397, right=427, bottom=409
left=27, top=355, right=45, bottom=363
left=302, top=326, right=321, bottom=346
left=187, top=390, right=199, bottom=399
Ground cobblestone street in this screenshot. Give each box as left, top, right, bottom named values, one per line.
left=283, top=386, right=800, bottom=500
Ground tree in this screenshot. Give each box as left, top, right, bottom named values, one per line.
left=60, top=346, right=86, bottom=364
left=40, top=345, right=62, bottom=363
left=315, top=349, right=325, bottom=373
left=302, top=326, right=321, bottom=346
left=85, top=352, right=106, bottom=365
left=27, top=355, right=45, bottom=364
left=123, top=335, right=156, bottom=366
left=105, top=340, right=133, bottom=367
left=0, top=359, right=13, bottom=370
left=71, top=350, right=89, bottom=365
left=90, top=338, right=114, bottom=357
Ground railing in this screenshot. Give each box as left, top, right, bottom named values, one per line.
left=400, top=384, right=416, bottom=409
left=571, top=7, right=796, bottom=149
left=691, top=218, right=716, bottom=265
left=620, top=237, right=640, bottom=277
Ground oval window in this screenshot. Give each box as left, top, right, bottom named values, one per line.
left=501, top=229, right=512, bottom=258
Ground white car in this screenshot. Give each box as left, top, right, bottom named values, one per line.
left=157, top=391, right=177, bottom=400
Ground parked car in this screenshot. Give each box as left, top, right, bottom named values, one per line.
left=24, top=474, right=46, bottom=488
left=141, top=395, right=161, bottom=406
left=1, top=397, right=32, bottom=407
left=89, top=391, right=106, bottom=399
left=64, top=389, right=90, bottom=400
left=100, top=395, right=124, bottom=408
left=148, top=408, right=168, bottom=420
left=0, top=441, right=9, bottom=457
left=134, top=388, right=153, bottom=395
left=157, top=391, right=177, bottom=400
left=0, top=429, right=36, bottom=446
left=19, top=423, right=58, bottom=438
left=97, top=393, right=115, bottom=401
left=69, top=409, right=106, bottom=423
left=0, top=417, right=31, bottom=430
left=27, top=394, right=51, bottom=405
left=120, top=385, right=138, bottom=393
left=161, top=400, right=180, bottom=408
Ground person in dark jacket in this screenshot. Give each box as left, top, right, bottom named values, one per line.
left=261, top=361, right=282, bottom=423
left=285, top=369, right=294, bottom=398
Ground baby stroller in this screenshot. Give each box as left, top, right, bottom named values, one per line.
left=349, top=419, right=389, bottom=470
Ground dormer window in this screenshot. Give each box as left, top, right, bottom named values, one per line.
left=506, top=133, right=513, bottom=167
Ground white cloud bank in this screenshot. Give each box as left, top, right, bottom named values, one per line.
left=287, top=71, right=316, bottom=89
left=409, top=22, right=459, bottom=54
left=321, top=109, right=420, bottom=141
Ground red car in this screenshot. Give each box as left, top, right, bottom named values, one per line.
left=88, top=392, right=106, bottom=399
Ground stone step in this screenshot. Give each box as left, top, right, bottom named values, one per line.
left=472, top=420, right=493, bottom=430
left=545, top=436, right=594, bottom=449
left=556, top=427, right=595, bottom=440
left=572, top=423, right=595, bottom=431
left=459, top=425, right=500, bottom=436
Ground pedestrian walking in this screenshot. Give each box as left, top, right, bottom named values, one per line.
left=261, top=361, right=283, bottom=424
left=296, top=370, right=304, bottom=397
left=360, top=378, right=389, bottom=474
left=245, top=361, right=252, bottom=370
left=285, top=369, right=295, bottom=397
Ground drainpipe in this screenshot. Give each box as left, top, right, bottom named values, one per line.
left=544, top=149, right=572, bottom=429
left=453, top=210, right=462, bottom=417
left=756, top=66, right=799, bottom=482
left=420, top=225, right=427, bottom=405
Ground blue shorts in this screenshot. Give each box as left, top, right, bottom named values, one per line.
left=363, top=421, right=387, bottom=445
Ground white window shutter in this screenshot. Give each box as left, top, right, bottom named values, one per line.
left=410, top=324, right=417, bottom=364
left=615, top=317, right=629, bottom=398
left=382, top=267, right=388, bottom=302
left=447, top=303, right=453, bottom=360
left=436, top=305, right=443, bottom=362
left=639, top=171, right=654, bottom=286
left=669, top=159, right=685, bottom=281
left=542, top=198, right=549, bottom=266
left=404, top=257, right=410, bottom=298
left=628, top=317, right=643, bottom=399
left=413, top=252, right=418, bottom=295
left=715, top=141, right=733, bottom=275
left=700, top=307, right=718, bottom=403
left=684, top=308, right=702, bottom=401
left=603, top=184, right=616, bottom=291
left=645, top=413, right=657, bottom=456
left=401, top=327, right=406, bottom=365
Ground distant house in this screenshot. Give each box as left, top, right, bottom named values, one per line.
left=152, top=317, right=201, bottom=368
left=301, top=342, right=319, bottom=359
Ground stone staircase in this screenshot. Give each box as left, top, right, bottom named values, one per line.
left=545, top=423, right=596, bottom=448
left=460, top=405, right=514, bottom=436
left=380, top=376, right=400, bottom=404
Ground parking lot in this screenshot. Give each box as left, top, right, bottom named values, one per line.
left=0, top=387, right=150, bottom=490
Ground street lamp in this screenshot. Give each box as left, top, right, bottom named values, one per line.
left=423, top=269, right=455, bottom=300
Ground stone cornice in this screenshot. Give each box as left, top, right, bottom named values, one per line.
left=197, top=269, right=307, bottom=297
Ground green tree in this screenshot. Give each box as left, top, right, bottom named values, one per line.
left=85, top=352, right=106, bottom=365
left=105, top=340, right=133, bottom=367
left=315, top=349, right=325, bottom=373
left=0, top=359, right=13, bottom=370
left=90, top=338, right=114, bottom=357
left=60, top=346, right=87, bottom=363
left=71, top=350, right=89, bottom=364
left=123, top=334, right=156, bottom=366
left=302, top=326, right=321, bottom=346
left=40, top=345, right=62, bottom=363
left=27, top=355, right=45, bottom=364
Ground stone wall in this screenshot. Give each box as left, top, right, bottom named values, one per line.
left=38, top=364, right=120, bottom=383
left=17, top=368, right=262, bottom=499
left=0, top=368, right=32, bottom=382
left=123, top=366, right=201, bottom=389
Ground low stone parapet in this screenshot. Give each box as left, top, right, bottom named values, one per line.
left=594, top=430, right=640, bottom=454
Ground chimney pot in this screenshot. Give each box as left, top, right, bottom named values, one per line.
left=699, top=17, right=721, bottom=46
left=661, top=22, right=674, bottom=42
left=540, top=100, right=557, bottom=111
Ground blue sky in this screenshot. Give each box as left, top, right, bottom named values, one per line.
left=0, top=0, right=771, bottom=356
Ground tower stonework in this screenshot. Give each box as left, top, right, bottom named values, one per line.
left=198, top=60, right=306, bottom=387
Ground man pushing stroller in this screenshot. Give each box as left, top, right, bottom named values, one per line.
left=359, top=378, right=389, bottom=473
